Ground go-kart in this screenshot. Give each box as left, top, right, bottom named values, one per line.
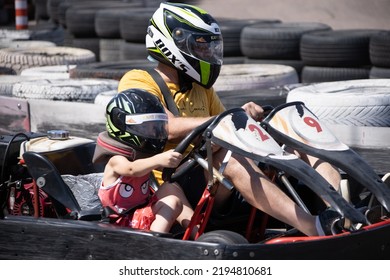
left=0, top=102, right=389, bottom=260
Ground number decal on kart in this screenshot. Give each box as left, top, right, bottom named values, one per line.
left=266, top=103, right=349, bottom=151
left=303, top=116, right=323, bottom=133
left=248, top=123, right=270, bottom=142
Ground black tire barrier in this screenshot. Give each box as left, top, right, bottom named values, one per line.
left=300, top=29, right=382, bottom=67
left=241, top=22, right=331, bottom=59
left=370, top=30, right=390, bottom=68
left=301, top=66, right=370, bottom=83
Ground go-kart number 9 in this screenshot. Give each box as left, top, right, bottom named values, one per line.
left=212, top=266, right=272, bottom=276
left=303, top=116, right=322, bottom=133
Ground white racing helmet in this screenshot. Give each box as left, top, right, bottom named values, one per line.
left=146, top=2, right=223, bottom=89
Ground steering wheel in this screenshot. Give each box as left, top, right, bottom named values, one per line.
left=162, top=106, right=275, bottom=183
left=162, top=117, right=215, bottom=183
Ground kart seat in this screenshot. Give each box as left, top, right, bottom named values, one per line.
left=22, top=151, right=102, bottom=220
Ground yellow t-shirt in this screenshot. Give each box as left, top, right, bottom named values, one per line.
left=118, top=69, right=226, bottom=183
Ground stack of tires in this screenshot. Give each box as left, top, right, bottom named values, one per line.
left=300, top=29, right=383, bottom=83
left=369, top=30, right=390, bottom=79
left=238, top=22, right=390, bottom=84
left=45, top=0, right=201, bottom=62
left=118, top=6, right=154, bottom=61
left=240, top=22, right=332, bottom=79
left=56, top=0, right=144, bottom=61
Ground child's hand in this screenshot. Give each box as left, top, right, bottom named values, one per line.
left=158, top=149, right=183, bottom=168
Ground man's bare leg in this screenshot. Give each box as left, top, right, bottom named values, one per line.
left=213, top=149, right=319, bottom=236
left=300, top=153, right=341, bottom=191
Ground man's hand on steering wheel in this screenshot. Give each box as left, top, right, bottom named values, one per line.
left=241, top=102, right=265, bottom=122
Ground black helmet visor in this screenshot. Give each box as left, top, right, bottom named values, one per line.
left=173, top=28, right=223, bottom=64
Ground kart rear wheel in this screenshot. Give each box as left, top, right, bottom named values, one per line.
left=197, top=230, right=249, bottom=245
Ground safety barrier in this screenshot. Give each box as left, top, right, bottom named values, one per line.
left=15, top=0, right=28, bottom=30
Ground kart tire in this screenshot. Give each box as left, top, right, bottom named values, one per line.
left=286, top=79, right=390, bottom=126
left=213, top=64, right=298, bottom=91
left=197, top=230, right=249, bottom=245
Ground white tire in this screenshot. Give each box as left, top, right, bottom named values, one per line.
left=0, top=29, right=30, bottom=40
left=0, top=46, right=96, bottom=74
left=0, top=75, right=45, bottom=96
left=94, top=90, right=117, bottom=106
left=20, top=65, right=76, bottom=79
left=214, top=64, right=298, bottom=92
left=286, top=79, right=390, bottom=126
left=12, top=78, right=119, bottom=102
left=0, top=39, right=56, bottom=49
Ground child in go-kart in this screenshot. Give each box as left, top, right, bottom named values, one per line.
left=98, top=88, right=195, bottom=235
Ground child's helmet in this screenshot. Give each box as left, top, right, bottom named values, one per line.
left=146, top=2, right=223, bottom=89
left=106, top=88, right=168, bottom=158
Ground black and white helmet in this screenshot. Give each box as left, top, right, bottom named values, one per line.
left=106, top=88, right=168, bottom=158
left=146, top=2, right=223, bottom=89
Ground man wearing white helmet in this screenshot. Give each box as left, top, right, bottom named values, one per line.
left=118, top=2, right=342, bottom=236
